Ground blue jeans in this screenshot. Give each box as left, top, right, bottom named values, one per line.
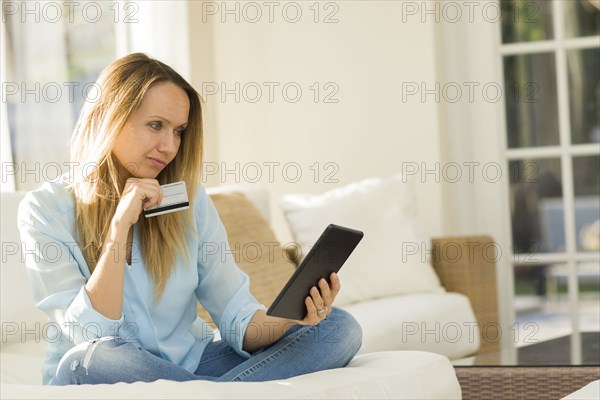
left=50, top=308, right=362, bottom=385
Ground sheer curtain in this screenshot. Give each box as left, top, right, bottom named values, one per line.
left=126, top=1, right=191, bottom=80
left=1, top=19, right=14, bottom=192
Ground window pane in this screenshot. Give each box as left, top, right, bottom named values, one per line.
left=514, top=263, right=572, bottom=345
left=64, top=4, right=117, bottom=122
left=573, top=156, right=600, bottom=252
left=504, top=53, right=559, bottom=148
left=510, top=158, right=563, bottom=253
left=501, top=0, right=554, bottom=44
left=4, top=1, right=115, bottom=191
left=579, top=262, right=600, bottom=333
left=564, top=0, right=600, bottom=38
left=568, top=48, right=600, bottom=144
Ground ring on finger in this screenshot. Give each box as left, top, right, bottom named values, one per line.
left=317, top=306, right=328, bottom=315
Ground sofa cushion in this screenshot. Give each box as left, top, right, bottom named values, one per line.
left=199, top=192, right=295, bottom=325
left=206, top=184, right=270, bottom=224
left=279, top=173, right=444, bottom=306
left=343, top=292, right=480, bottom=359
left=0, top=351, right=461, bottom=399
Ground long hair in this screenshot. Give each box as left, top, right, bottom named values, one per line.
left=66, top=53, right=203, bottom=304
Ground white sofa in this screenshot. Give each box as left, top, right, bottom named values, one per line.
left=1, top=186, right=463, bottom=399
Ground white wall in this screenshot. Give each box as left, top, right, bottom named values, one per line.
left=189, top=2, right=443, bottom=244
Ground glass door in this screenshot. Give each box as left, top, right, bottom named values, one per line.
left=500, top=0, right=599, bottom=347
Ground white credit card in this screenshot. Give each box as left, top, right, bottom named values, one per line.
left=143, top=181, right=189, bottom=218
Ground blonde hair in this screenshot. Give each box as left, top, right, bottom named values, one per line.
left=67, top=53, right=203, bottom=303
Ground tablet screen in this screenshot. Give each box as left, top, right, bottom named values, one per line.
left=267, top=224, right=364, bottom=320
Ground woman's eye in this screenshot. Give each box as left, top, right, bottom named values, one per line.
left=149, top=122, right=162, bottom=130
left=175, top=129, right=185, bottom=137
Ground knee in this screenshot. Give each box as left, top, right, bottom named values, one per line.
left=327, top=307, right=362, bottom=355
left=51, top=336, right=125, bottom=385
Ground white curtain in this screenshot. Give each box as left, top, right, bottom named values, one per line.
left=1, top=19, right=15, bottom=192
left=126, top=1, right=191, bottom=80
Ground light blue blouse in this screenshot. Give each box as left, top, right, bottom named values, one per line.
left=17, top=175, right=267, bottom=385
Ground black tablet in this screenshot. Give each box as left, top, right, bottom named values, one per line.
left=267, top=224, right=364, bottom=320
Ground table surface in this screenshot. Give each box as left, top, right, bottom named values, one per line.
left=453, top=331, right=600, bottom=367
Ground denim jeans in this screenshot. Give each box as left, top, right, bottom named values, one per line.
left=49, top=307, right=362, bottom=385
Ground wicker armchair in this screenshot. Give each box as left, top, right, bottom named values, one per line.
left=431, top=235, right=500, bottom=355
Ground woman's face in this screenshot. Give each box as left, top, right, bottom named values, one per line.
left=112, top=82, right=190, bottom=180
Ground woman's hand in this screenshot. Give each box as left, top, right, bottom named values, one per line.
left=294, top=272, right=341, bottom=326
left=243, top=273, right=341, bottom=352
left=114, top=178, right=164, bottom=227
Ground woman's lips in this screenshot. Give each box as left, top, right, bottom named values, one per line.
left=148, top=158, right=167, bottom=168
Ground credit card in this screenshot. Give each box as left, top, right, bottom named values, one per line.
left=143, top=181, right=189, bottom=217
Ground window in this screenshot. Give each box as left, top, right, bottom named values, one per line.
left=500, top=0, right=599, bottom=343
left=2, top=1, right=191, bottom=192
left=2, top=1, right=117, bottom=191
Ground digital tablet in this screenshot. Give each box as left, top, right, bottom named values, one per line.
left=267, top=224, right=364, bottom=320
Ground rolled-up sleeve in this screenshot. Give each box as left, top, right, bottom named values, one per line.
left=194, top=186, right=267, bottom=358
left=17, top=198, right=124, bottom=345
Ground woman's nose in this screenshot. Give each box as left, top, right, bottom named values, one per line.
left=157, top=131, right=179, bottom=154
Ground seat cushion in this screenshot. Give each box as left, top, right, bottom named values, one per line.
left=344, top=292, right=480, bottom=359
left=0, top=351, right=461, bottom=399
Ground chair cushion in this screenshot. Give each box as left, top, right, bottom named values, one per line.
left=199, top=192, right=295, bottom=325
left=206, top=185, right=270, bottom=224
left=343, top=292, right=480, bottom=359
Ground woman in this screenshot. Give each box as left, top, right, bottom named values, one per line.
left=17, top=53, right=362, bottom=385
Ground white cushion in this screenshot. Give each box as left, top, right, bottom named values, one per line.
left=344, top=292, right=480, bottom=359
left=279, top=173, right=444, bottom=306
left=0, top=350, right=460, bottom=399
left=0, top=192, right=48, bottom=343
left=562, top=380, right=600, bottom=400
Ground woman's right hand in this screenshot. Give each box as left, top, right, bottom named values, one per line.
left=114, top=178, right=164, bottom=227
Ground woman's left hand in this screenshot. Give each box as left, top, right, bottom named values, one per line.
left=294, top=272, right=341, bottom=326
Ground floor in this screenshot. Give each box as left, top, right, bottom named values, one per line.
left=514, top=294, right=600, bottom=347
